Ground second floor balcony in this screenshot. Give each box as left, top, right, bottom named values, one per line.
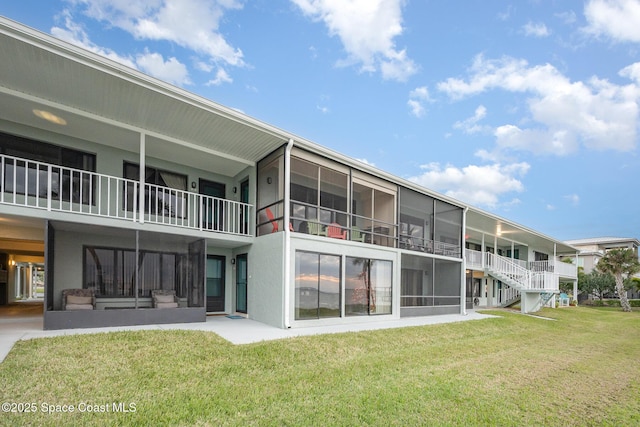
left=0, top=154, right=253, bottom=236
left=465, top=248, right=578, bottom=281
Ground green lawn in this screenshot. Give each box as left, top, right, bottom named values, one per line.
left=1, top=307, right=639, bottom=426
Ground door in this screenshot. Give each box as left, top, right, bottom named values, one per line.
left=236, top=254, right=248, bottom=313
left=206, top=255, right=225, bottom=312
left=200, top=179, right=225, bottom=231
left=240, top=179, right=249, bottom=234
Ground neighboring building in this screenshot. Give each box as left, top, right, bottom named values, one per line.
left=564, top=237, right=640, bottom=300
left=0, top=17, right=578, bottom=330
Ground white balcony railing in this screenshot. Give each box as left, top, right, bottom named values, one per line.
left=0, top=154, right=253, bottom=236
left=530, top=271, right=558, bottom=290
left=465, top=249, right=483, bottom=270
left=485, top=252, right=531, bottom=289
left=529, top=260, right=577, bottom=278
left=465, top=250, right=560, bottom=292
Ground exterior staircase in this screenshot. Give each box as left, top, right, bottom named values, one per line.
left=484, top=253, right=559, bottom=313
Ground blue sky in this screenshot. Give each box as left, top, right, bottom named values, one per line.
left=2, top=0, right=639, bottom=241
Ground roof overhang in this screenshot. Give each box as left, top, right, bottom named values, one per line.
left=466, top=208, right=578, bottom=255
left=0, top=16, right=289, bottom=176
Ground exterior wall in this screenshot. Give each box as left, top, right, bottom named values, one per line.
left=522, top=292, right=544, bottom=313
left=246, top=232, right=285, bottom=327
left=289, top=233, right=399, bottom=327
left=582, top=255, right=599, bottom=274
left=1, top=119, right=241, bottom=204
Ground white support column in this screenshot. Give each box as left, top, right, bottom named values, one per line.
left=481, top=233, right=486, bottom=269
left=283, top=139, right=294, bottom=328
left=573, top=280, right=578, bottom=305
left=461, top=207, right=468, bottom=315
left=138, top=133, right=146, bottom=224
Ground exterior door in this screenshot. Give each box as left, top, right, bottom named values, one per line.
left=200, top=179, right=225, bottom=231
left=236, top=254, right=247, bottom=313
left=240, top=179, right=249, bottom=234
left=206, top=255, right=225, bottom=312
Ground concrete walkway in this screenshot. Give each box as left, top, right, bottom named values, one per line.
left=0, top=307, right=497, bottom=363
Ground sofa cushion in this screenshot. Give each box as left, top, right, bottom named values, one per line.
left=67, top=295, right=93, bottom=305
left=154, top=294, right=175, bottom=303
left=65, top=303, right=94, bottom=310
left=155, top=302, right=178, bottom=309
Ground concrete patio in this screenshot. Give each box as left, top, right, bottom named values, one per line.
left=0, top=302, right=497, bottom=363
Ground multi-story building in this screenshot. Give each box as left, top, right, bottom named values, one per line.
left=564, top=237, right=640, bottom=300
left=0, top=17, right=578, bottom=330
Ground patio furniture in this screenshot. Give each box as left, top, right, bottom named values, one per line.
left=151, top=290, right=179, bottom=308
left=62, top=289, right=95, bottom=310
left=351, top=226, right=366, bottom=242
left=326, top=223, right=347, bottom=239
left=306, top=222, right=325, bottom=236
left=265, top=207, right=294, bottom=232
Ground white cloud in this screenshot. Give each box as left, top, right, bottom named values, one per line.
left=453, top=105, right=490, bottom=134
left=497, top=5, right=514, bottom=21
left=555, top=10, right=577, bottom=25
left=53, top=10, right=194, bottom=86
left=136, top=51, right=191, bottom=85
left=52, top=10, right=137, bottom=68
left=408, top=162, right=530, bottom=209
left=291, top=0, right=417, bottom=81
left=583, top=0, right=640, bottom=43
left=522, top=21, right=551, bottom=38
left=205, top=68, right=233, bottom=86
left=546, top=204, right=556, bottom=211
left=67, top=0, right=245, bottom=69
left=620, top=62, right=640, bottom=83
left=564, top=193, right=580, bottom=205
left=407, top=86, right=431, bottom=118
left=356, top=158, right=375, bottom=166
left=437, top=54, right=640, bottom=156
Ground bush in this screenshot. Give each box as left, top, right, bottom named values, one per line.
left=581, top=299, right=639, bottom=307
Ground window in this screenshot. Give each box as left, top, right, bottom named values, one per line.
left=256, top=149, right=284, bottom=236
left=1, top=132, right=96, bottom=203
left=84, top=246, right=179, bottom=297
left=123, top=162, right=187, bottom=217
left=399, top=188, right=434, bottom=251
left=345, top=257, right=392, bottom=315
left=433, top=200, right=462, bottom=257
left=352, top=178, right=396, bottom=248
left=401, top=254, right=461, bottom=307
left=295, top=251, right=341, bottom=319
left=290, top=156, right=348, bottom=235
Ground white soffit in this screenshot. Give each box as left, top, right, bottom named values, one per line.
left=0, top=17, right=288, bottom=171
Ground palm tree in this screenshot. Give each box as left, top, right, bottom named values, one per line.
left=596, top=249, right=640, bottom=312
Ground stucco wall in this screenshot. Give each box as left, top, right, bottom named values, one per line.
left=246, top=232, right=285, bottom=327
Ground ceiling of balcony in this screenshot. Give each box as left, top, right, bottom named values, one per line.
left=0, top=17, right=290, bottom=177
left=466, top=208, right=577, bottom=255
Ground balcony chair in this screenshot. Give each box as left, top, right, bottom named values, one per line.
left=351, top=226, right=366, bottom=242
left=62, top=288, right=95, bottom=310
left=306, top=222, right=325, bottom=236
left=326, top=223, right=347, bottom=239
left=151, top=289, right=179, bottom=308
left=265, top=207, right=294, bottom=232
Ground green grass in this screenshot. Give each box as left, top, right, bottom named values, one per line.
left=1, top=307, right=639, bottom=426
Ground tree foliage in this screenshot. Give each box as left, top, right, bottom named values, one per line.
left=596, top=248, right=640, bottom=312
left=578, top=270, right=615, bottom=301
